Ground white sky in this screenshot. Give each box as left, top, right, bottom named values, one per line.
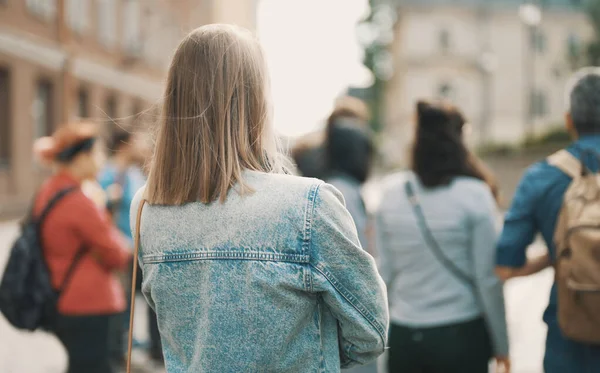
left=257, top=0, right=372, bottom=138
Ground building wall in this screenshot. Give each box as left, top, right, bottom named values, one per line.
left=0, top=0, right=258, bottom=218
left=382, top=3, right=591, bottom=167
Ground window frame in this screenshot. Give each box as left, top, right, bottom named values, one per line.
left=33, top=78, right=55, bottom=140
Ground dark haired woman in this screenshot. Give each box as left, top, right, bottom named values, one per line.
left=33, top=123, right=130, bottom=373
left=325, top=116, right=374, bottom=255
left=376, top=101, right=510, bottom=373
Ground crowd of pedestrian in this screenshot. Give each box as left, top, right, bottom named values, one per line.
left=2, top=23, right=600, bottom=373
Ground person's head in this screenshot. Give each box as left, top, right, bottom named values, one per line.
left=411, top=100, right=498, bottom=198
left=291, top=132, right=327, bottom=179
left=325, top=117, right=374, bottom=183
left=33, top=122, right=104, bottom=181
left=326, top=96, right=370, bottom=128
left=146, top=24, right=284, bottom=205
left=109, top=130, right=134, bottom=157
left=565, top=67, right=600, bottom=138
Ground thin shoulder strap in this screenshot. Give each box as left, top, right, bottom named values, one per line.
left=126, top=198, right=146, bottom=373
left=404, top=179, right=474, bottom=288
left=547, top=149, right=581, bottom=179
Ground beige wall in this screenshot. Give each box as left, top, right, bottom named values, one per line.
left=211, top=0, right=258, bottom=31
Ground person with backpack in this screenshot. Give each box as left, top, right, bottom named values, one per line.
left=16, top=123, right=130, bottom=373
left=377, top=100, right=509, bottom=373
left=496, top=68, right=600, bottom=372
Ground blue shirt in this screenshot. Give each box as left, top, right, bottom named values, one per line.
left=98, top=163, right=146, bottom=243
left=496, top=135, right=600, bottom=324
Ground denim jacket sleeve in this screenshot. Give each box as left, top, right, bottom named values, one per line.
left=308, top=183, right=389, bottom=368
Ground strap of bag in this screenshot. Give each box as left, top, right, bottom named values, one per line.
left=404, top=180, right=475, bottom=288
left=56, top=245, right=87, bottom=295
left=35, top=187, right=86, bottom=295
left=547, top=149, right=582, bottom=179
left=127, top=198, right=146, bottom=373
left=36, top=187, right=77, bottom=224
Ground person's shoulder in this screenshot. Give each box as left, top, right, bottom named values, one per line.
left=379, top=170, right=410, bottom=192
left=248, top=171, right=347, bottom=209
left=453, top=176, right=492, bottom=195
left=131, top=185, right=147, bottom=210
left=248, top=171, right=324, bottom=195
left=519, top=155, right=566, bottom=193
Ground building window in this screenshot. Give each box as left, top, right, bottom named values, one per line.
left=98, top=0, right=117, bottom=47
left=33, top=80, right=54, bottom=139
left=105, top=94, right=118, bottom=133
left=0, top=68, right=10, bottom=168
left=530, top=89, right=547, bottom=117
left=131, top=100, right=143, bottom=127
left=26, top=0, right=56, bottom=20
left=67, top=0, right=89, bottom=34
left=531, top=29, right=546, bottom=54
left=439, top=28, right=450, bottom=53
left=123, top=0, right=142, bottom=55
left=77, top=88, right=89, bottom=118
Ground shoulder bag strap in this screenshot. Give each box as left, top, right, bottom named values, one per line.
left=37, top=187, right=77, bottom=224
left=547, top=149, right=582, bottom=179
left=404, top=180, right=475, bottom=288
left=36, top=187, right=86, bottom=295
left=56, top=246, right=87, bottom=295
left=127, top=198, right=146, bottom=373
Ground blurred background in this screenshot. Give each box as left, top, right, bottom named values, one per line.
left=0, top=0, right=597, bottom=372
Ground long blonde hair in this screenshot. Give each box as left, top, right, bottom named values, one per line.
left=146, top=24, right=284, bottom=205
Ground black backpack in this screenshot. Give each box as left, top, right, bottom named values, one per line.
left=0, top=187, right=86, bottom=331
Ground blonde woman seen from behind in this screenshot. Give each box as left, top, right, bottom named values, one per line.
left=130, top=24, right=388, bottom=372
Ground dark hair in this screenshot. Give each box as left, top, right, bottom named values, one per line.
left=325, top=117, right=374, bottom=183
left=568, top=70, right=600, bottom=135
left=411, top=100, right=498, bottom=199
left=327, top=96, right=370, bottom=128
left=291, top=135, right=327, bottom=180
left=109, top=130, right=133, bottom=153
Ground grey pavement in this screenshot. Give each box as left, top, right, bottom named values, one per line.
left=0, top=220, right=552, bottom=373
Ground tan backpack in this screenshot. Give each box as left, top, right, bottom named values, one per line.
left=548, top=149, right=600, bottom=344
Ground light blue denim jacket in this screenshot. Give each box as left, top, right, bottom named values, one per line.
left=130, top=171, right=388, bottom=372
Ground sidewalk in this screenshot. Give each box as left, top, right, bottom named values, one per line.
left=0, top=221, right=552, bottom=373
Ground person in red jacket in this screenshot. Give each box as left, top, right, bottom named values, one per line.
left=33, top=122, right=131, bottom=373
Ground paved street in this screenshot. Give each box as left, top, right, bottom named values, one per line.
left=0, top=220, right=552, bottom=373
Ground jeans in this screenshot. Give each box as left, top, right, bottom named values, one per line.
left=544, top=321, right=600, bottom=373
left=388, top=317, right=492, bottom=373
left=55, top=313, right=121, bottom=373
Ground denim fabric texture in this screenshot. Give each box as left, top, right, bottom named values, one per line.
left=130, top=171, right=388, bottom=372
